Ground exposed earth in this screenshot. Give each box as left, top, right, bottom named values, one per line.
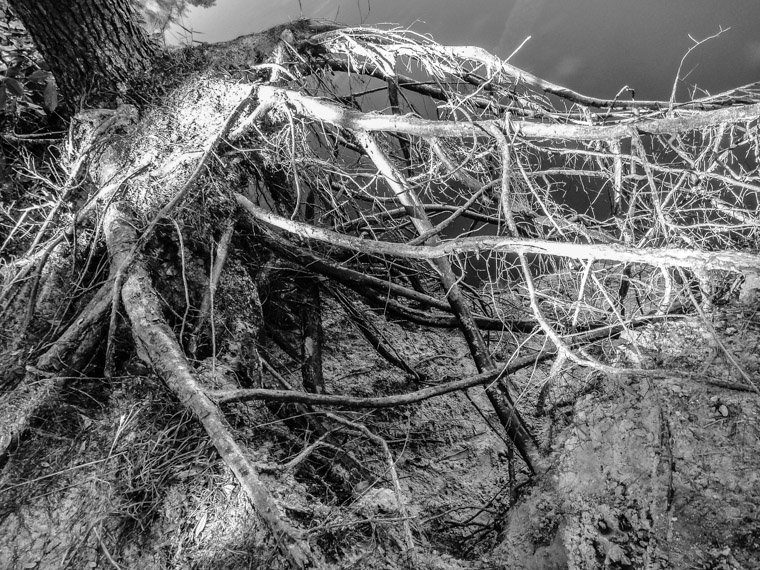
left=1, top=289, right=757, bottom=569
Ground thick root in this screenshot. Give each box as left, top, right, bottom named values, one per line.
left=105, top=203, right=320, bottom=570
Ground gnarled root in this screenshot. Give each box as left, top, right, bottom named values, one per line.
left=104, top=203, right=320, bottom=570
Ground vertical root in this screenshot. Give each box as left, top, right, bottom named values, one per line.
left=105, top=203, right=320, bottom=569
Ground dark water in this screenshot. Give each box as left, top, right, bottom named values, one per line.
left=171, top=0, right=760, bottom=100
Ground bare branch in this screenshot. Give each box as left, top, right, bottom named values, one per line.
left=237, top=194, right=760, bottom=275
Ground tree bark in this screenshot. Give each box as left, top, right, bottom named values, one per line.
left=8, top=0, right=157, bottom=108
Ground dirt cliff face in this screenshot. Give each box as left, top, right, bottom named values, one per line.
left=1, top=295, right=757, bottom=569
left=492, top=306, right=760, bottom=570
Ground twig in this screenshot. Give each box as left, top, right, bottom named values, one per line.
left=259, top=432, right=339, bottom=472
left=0, top=456, right=117, bottom=493
left=669, top=27, right=730, bottom=112
left=94, top=526, right=123, bottom=570
left=678, top=268, right=759, bottom=395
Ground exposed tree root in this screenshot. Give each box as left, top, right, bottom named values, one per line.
left=211, top=348, right=555, bottom=408
left=105, top=203, right=320, bottom=570
left=0, top=279, right=112, bottom=461
left=238, top=194, right=760, bottom=277
left=263, top=233, right=537, bottom=332
left=3, top=19, right=760, bottom=568
left=358, top=287, right=536, bottom=333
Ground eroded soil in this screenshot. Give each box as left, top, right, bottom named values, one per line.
left=1, top=298, right=758, bottom=569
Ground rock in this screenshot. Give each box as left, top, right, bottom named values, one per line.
left=739, top=274, right=760, bottom=305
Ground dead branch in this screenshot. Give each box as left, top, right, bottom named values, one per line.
left=238, top=195, right=760, bottom=276
left=257, top=85, right=760, bottom=141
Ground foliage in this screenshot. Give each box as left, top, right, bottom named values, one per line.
left=134, top=0, right=217, bottom=36
left=0, top=1, right=57, bottom=128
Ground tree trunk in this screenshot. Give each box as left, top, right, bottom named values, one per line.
left=7, top=0, right=157, bottom=108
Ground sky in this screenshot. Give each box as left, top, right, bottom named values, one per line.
left=167, top=0, right=760, bottom=101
